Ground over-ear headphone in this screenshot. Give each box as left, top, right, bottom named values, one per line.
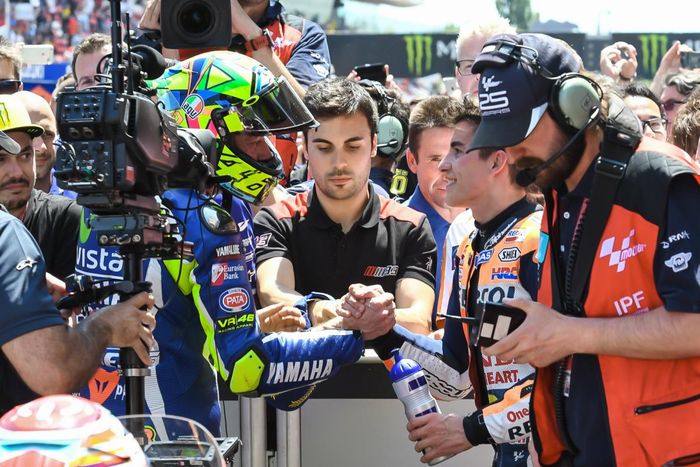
left=547, top=72, right=603, bottom=134
left=359, top=79, right=409, bottom=159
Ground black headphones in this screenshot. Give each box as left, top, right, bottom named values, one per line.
left=359, top=79, right=409, bottom=159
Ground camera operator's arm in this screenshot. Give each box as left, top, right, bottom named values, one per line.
left=0, top=214, right=155, bottom=395
left=229, top=0, right=308, bottom=97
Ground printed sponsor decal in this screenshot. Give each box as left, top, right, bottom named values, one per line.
left=181, top=93, right=205, bottom=119
left=363, top=265, right=399, bottom=278
left=15, top=257, right=37, bottom=271
left=665, top=252, right=692, bottom=273
left=491, top=266, right=518, bottom=281
left=505, top=229, right=526, bottom=242
left=476, top=249, right=493, bottom=266
left=479, top=75, right=510, bottom=115
left=613, top=290, right=646, bottom=316
left=661, top=230, right=690, bottom=249
left=599, top=229, right=647, bottom=272
left=498, top=247, right=521, bottom=262
left=256, top=232, right=272, bottom=249
left=266, top=359, right=333, bottom=385
left=215, top=243, right=242, bottom=258
left=211, top=262, right=245, bottom=286
left=217, top=313, right=255, bottom=332
left=219, top=287, right=251, bottom=312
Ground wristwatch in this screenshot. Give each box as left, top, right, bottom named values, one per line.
left=244, top=29, right=274, bottom=54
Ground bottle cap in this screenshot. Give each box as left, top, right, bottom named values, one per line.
left=389, top=349, right=421, bottom=382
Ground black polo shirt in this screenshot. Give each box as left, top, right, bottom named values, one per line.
left=254, top=184, right=436, bottom=299
left=23, top=189, right=81, bottom=280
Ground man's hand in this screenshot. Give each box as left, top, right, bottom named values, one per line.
left=338, top=284, right=395, bottom=340
left=139, top=0, right=161, bottom=31
left=45, top=273, right=67, bottom=303
left=97, top=292, right=156, bottom=365
left=482, top=297, right=576, bottom=367
left=230, top=0, right=262, bottom=40
left=258, top=303, right=306, bottom=332
left=600, top=41, right=638, bottom=82
left=407, top=413, right=472, bottom=463
left=309, top=299, right=340, bottom=326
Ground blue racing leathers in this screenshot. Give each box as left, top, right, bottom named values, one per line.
left=75, top=189, right=364, bottom=435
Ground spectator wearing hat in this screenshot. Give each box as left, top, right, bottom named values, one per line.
left=0, top=94, right=80, bottom=281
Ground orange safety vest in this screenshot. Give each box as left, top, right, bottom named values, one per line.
left=533, top=142, right=700, bottom=466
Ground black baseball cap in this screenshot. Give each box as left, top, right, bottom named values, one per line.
left=468, top=33, right=583, bottom=151
left=0, top=130, right=20, bottom=154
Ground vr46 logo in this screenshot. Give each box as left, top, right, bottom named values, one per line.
left=217, top=313, right=255, bottom=331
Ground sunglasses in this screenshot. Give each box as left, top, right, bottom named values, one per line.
left=455, top=59, right=476, bottom=76
left=0, top=79, right=21, bottom=94
left=661, top=99, right=686, bottom=113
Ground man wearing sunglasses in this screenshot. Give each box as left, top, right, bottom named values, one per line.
left=455, top=18, right=515, bottom=99
left=0, top=42, right=23, bottom=95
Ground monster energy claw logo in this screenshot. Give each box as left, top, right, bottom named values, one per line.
left=639, top=34, right=669, bottom=77
left=404, top=35, right=433, bottom=76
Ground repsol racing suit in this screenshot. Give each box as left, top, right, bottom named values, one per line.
left=374, top=197, right=541, bottom=467
left=75, top=189, right=364, bottom=435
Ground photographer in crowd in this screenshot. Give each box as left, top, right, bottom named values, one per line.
left=469, top=33, right=700, bottom=466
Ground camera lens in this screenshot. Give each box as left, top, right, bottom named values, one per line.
left=178, top=1, right=214, bottom=36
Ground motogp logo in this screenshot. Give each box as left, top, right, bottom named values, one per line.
left=219, top=287, right=251, bottom=313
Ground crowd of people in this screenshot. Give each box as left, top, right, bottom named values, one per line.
left=1, top=0, right=700, bottom=466
left=7, top=0, right=146, bottom=62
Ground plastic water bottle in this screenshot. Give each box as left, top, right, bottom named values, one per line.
left=389, top=350, right=453, bottom=465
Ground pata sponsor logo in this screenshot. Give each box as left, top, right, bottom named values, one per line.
left=266, top=359, right=333, bottom=385
left=219, top=287, right=250, bottom=312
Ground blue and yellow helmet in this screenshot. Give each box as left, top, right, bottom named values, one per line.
left=149, top=51, right=317, bottom=204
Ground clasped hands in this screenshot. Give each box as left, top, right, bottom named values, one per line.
left=336, top=283, right=396, bottom=340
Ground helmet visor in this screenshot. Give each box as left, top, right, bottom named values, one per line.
left=229, top=77, right=318, bottom=135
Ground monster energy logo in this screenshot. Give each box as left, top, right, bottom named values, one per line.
left=639, top=34, right=669, bottom=78
left=404, top=35, right=433, bottom=76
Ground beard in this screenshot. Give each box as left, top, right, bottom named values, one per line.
left=517, top=133, right=587, bottom=192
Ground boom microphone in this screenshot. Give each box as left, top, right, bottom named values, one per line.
left=515, top=107, right=600, bottom=188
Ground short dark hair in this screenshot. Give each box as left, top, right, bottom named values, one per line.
left=303, top=78, right=378, bottom=137
left=672, top=86, right=700, bottom=156
left=622, top=83, right=665, bottom=118
left=71, top=33, right=111, bottom=81
left=456, top=97, right=481, bottom=126
left=408, top=95, right=463, bottom=158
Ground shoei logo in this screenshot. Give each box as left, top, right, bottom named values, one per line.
left=219, top=287, right=251, bottom=313
left=479, top=75, right=509, bottom=114
left=181, top=94, right=205, bottom=119
left=599, top=229, right=647, bottom=273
